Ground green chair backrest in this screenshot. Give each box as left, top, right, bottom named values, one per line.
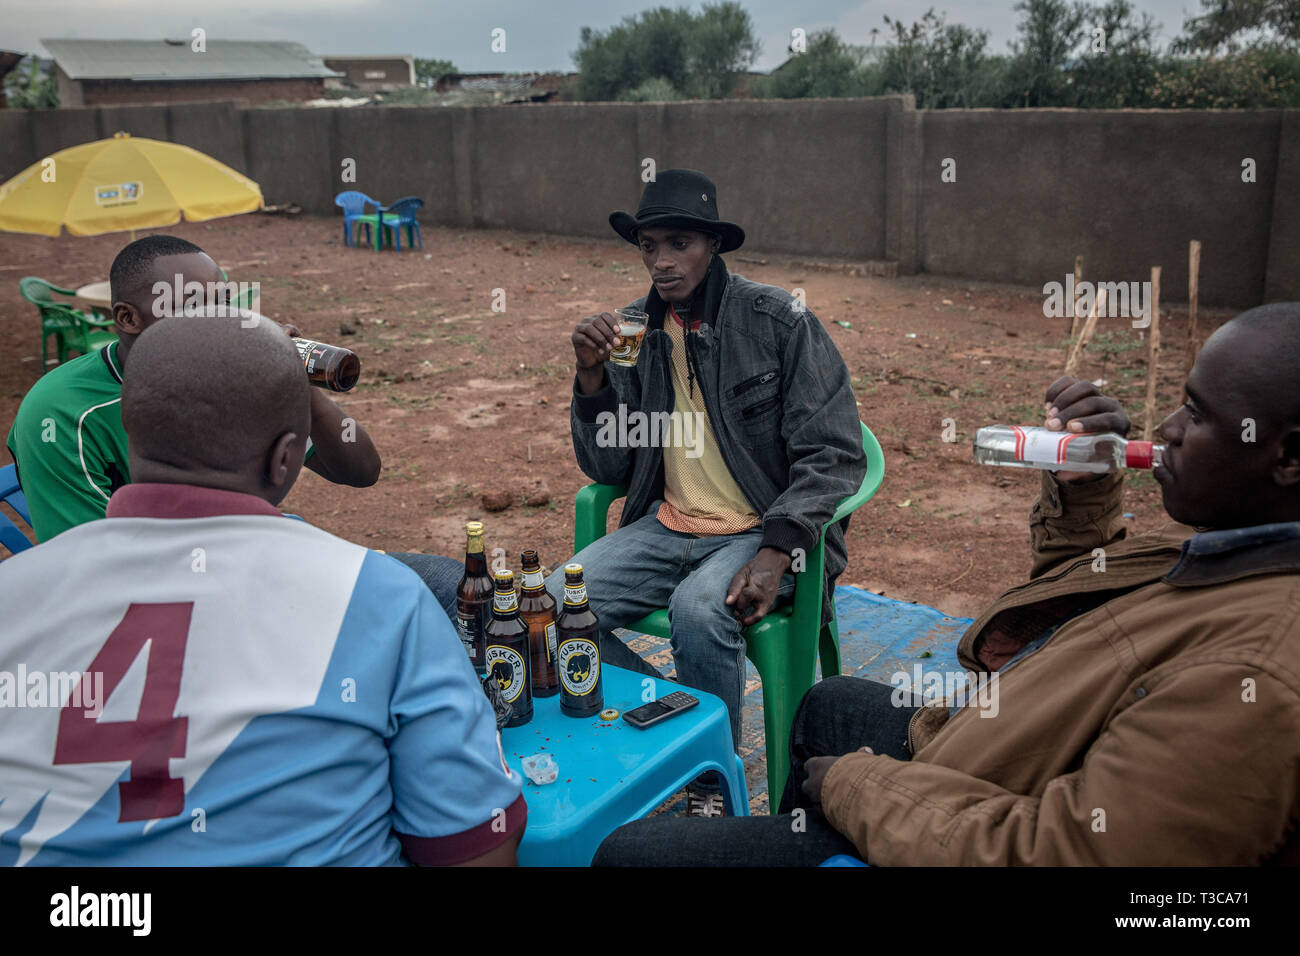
left=19, top=276, right=77, bottom=307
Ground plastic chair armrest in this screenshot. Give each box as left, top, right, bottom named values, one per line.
left=573, top=483, right=628, bottom=553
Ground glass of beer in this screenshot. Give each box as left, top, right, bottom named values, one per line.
left=610, top=308, right=649, bottom=367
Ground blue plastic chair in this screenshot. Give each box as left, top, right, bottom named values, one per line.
left=0, top=463, right=34, bottom=558
left=377, top=196, right=424, bottom=251
left=821, top=854, right=869, bottom=867
left=506, top=664, right=748, bottom=866
left=333, top=191, right=381, bottom=249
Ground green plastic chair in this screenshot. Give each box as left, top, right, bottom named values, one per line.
left=19, top=277, right=117, bottom=372
left=572, top=421, right=885, bottom=807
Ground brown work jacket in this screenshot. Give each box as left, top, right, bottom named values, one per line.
left=823, top=470, right=1300, bottom=865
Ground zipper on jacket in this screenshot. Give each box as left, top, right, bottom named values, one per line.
left=732, top=368, right=778, bottom=397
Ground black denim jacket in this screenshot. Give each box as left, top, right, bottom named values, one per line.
left=569, top=264, right=867, bottom=624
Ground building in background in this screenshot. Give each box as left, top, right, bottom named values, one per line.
left=42, top=38, right=342, bottom=107
left=432, top=72, right=572, bottom=104
left=323, top=55, right=414, bottom=92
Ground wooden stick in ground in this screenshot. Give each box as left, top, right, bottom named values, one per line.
left=1186, top=240, right=1201, bottom=378
left=1143, top=266, right=1162, bottom=441
left=1064, top=286, right=1106, bottom=378
left=1069, top=255, right=1084, bottom=338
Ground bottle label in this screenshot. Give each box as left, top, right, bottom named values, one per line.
left=456, top=614, right=480, bottom=661
left=493, top=590, right=518, bottom=614
left=521, top=569, right=545, bottom=590
left=1013, top=426, right=1078, bottom=465
left=485, top=644, right=527, bottom=703
left=558, top=638, right=600, bottom=696
left=563, top=584, right=588, bottom=606
left=294, top=338, right=324, bottom=375
left=545, top=622, right=557, bottom=661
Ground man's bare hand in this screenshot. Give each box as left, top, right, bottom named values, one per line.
left=573, top=312, right=621, bottom=394
left=725, top=547, right=792, bottom=627
left=1043, top=376, right=1131, bottom=483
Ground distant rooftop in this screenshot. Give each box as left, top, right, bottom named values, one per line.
left=41, top=38, right=342, bottom=81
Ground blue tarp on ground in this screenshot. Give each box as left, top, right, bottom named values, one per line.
left=624, top=585, right=974, bottom=811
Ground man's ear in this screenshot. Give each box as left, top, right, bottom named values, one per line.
left=113, top=301, right=146, bottom=336
left=266, top=431, right=300, bottom=495
left=1274, top=426, right=1300, bottom=488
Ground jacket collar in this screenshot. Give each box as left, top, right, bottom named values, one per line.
left=643, top=254, right=730, bottom=333
left=1164, top=521, right=1300, bottom=586
left=106, top=482, right=284, bottom=520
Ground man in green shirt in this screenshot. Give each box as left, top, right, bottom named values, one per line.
left=6, top=235, right=382, bottom=541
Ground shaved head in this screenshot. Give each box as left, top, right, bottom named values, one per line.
left=122, top=312, right=311, bottom=504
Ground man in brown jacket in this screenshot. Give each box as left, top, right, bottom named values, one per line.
left=593, top=301, right=1300, bottom=866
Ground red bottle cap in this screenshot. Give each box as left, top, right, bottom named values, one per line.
left=1125, top=441, right=1155, bottom=469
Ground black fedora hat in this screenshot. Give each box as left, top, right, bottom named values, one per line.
left=609, top=169, right=745, bottom=253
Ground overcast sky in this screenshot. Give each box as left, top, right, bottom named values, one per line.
left=4, top=0, right=1207, bottom=71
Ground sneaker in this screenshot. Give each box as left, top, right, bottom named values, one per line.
left=685, top=789, right=728, bottom=818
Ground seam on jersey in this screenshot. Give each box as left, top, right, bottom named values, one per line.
left=78, top=398, right=122, bottom=503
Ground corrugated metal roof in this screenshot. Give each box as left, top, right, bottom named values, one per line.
left=42, top=38, right=343, bottom=81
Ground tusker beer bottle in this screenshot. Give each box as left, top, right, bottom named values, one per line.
left=485, top=569, right=532, bottom=727
left=455, top=521, right=493, bottom=675
left=292, top=337, right=361, bottom=392
left=519, top=550, right=560, bottom=698
left=556, top=563, right=603, bottom=718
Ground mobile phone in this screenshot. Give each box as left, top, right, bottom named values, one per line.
left=622, top=691, right=700, bottom=729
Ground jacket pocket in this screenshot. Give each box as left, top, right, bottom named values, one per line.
left=742, top=395, right=781, bottom=419
left=732, top=368, right=779, bottom=397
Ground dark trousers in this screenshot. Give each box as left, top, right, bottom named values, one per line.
left=592, top=677, right=917, bottom=866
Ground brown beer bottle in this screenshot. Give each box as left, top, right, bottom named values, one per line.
left=485, top=569, right=532, bottom=727
left=518, top=550, right=560, bottom=697
left=455, top=521, right=493, bottom=675
left=293, top=337, right=361, bottom=392
left=556, top=563, right=603, bottom=718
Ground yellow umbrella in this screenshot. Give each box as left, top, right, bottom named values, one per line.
left=0, top=131, right=263, bottom=237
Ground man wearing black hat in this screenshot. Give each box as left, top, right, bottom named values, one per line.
left=545, top=170, right=867, bottom=816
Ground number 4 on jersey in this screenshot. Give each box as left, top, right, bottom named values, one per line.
left=54, top=603, right=193, bottom=823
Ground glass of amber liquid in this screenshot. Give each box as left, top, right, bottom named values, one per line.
left=610, top=308, right=649, bottom=367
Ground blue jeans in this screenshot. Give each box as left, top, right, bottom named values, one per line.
left=390, top=552, right=464, bottom=623
left=544, top=506, right=794, bottom=757
left=593, top=677, right=914, bottom=866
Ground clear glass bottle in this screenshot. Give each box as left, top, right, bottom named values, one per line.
left=973, top=425, right=1164, bottom=474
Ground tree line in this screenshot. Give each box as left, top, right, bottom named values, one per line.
left=569, top=0, right=1300, bottom=109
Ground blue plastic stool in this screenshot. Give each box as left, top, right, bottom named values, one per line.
left=506, top=664, right=748, bottom=867
left=821, top=854, right=869, bottom=867
left=0, top=463, right=34, bottom=558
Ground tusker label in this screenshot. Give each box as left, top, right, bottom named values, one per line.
left=558, top=638, right=600, bottom=696
left=563, top=584, right=588, bottom=606
left=486, top=644, right=527, bottom=703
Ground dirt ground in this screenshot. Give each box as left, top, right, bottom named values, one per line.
left=0, top=215, right=1234, bottom=617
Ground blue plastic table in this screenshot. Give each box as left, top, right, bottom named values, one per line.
left=505, top=664, right=748, bottom=867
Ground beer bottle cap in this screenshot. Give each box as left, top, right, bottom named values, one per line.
left=564, top=562, right=583, bottom=576
left=466, top=521, right=484, bottom=536
left=600, top=709, right=619, bottom=721
left=493, top=569, right=515, bottom=587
